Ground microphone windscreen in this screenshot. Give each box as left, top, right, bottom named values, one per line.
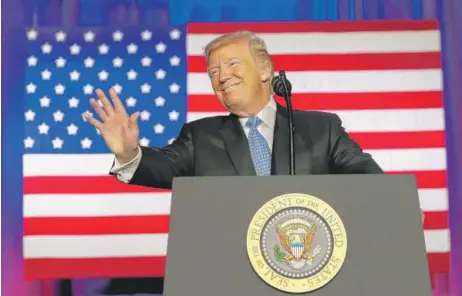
left=271, top=75, right=292, bottom=97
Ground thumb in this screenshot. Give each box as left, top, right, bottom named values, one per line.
left=129, top=111, right=140, bottom=125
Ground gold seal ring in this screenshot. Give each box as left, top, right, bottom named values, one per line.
left=246, top=193, right=347, bottom=293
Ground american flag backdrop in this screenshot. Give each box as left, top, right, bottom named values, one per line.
left=22, top=20, right=450, bottom=280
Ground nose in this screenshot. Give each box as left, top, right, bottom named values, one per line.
left=219, top=65, right=232, bottom=83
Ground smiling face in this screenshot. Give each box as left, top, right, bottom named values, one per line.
left=206, top=37, right=272, bottom=117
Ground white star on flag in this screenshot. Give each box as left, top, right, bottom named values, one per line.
left=141, top=57, right=152, bottom=67
left=140, top=110, right=151, bottom=121
left=99, top=44, right=109, bottom=55
left=27, top=56, right=38, bottom=67
left=127, top=43, right=138, bottom=54
left=169, top=83, right=180, bottom=94
left=112, top=31, right=123, bottom=42
left=55, top=31, right=66, bottom=42
left=170, top=29, right=181, bottom=40
left=24, top=110, right=35, bottom=121
left=67, top=124, right=78, bottom=135
left=40, top=96, right=51, bottom=107
left=155, top=42, right=167, bottom=53
left=169, top=110, right=180, bottom=121
left=84, top=57, right=95, bottom=68
left=155, top=69, right=166, bottom=80
left=26, top=83, right=37, bottom=94
left=154, top=123, right=165, bottom=134
left=126, top=97, right=137, bottom=107
left=70, top=70, right=80, bottom=81
left=113, top=57, right=123, bottom=68
left=53, top=110, right=64, bottom=122
left=98, top=70, right=109, bottom=81
left=139, top=137, right=150, bottom=146
left=54, top=84, right=65, bottom=95
left=154, top=96, right=165, bottom=107
left=141, top=83, right=151, bottom=94
left=24, top=137, right=35, bottom=148
left=141, top=30, right=152, bottom=41
left=81, top=138, right=92, bottom=149
left=68, top=97, right=79, bottom=108
left=56, top=57, right=66, bottom=68
left=127, top=70, right=137, bottom=80
left=26, top=29, right=38, bottom=40
left=38, top=123, right=50, bottom=135
left=52, top=137, right=64, bottom=149
left=84, top=31, right=95, bottom=42
left=42, top=43, right=52, bottom=54
left=70, top=44, right=81, bottom=55
left=41, top=69, right=52, bottom=80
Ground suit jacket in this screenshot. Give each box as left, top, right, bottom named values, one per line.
left=127, top=103, right=384, bottom=189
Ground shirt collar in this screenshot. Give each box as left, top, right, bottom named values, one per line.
left=239, top=97, right=277, bottom=130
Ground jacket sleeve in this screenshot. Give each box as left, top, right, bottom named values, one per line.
left=328, top=113, right=384, bottom=174
left=127, top=123, right=195, bottom=189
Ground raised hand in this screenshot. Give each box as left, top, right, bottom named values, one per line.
left=84, top=88, right=140, bottom=163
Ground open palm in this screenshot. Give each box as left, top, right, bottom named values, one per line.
left=85, top=88, right=140, bottom=161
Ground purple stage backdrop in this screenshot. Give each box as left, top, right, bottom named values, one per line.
left=1, top=0, right=461, bottom=296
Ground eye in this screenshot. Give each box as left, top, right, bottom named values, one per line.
left=209, top=69, right=218, bottom=77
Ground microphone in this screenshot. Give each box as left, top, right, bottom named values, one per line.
left=272, top=70, right=295, bottom=176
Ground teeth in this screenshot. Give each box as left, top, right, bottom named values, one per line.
left=224, top=84, right=238, bottom=92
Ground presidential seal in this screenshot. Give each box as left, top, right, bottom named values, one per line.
left=246, top=193, right=347, bottom=293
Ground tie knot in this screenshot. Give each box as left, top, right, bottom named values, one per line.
left=246, top=116, right=262, bottom=128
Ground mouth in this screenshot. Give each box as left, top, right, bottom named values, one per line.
left=222, top=83, right=241, bottom=93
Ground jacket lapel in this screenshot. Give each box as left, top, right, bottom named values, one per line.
left=219, top=115, right=256, bottom=176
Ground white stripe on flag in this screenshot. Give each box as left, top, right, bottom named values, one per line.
left=24, top=193, right=172, bottom=217
left=187, top=31, right=440, bottom=55
left=23, top=234, right=169, bottom=258
left=418, top=189, right=448, bottom=212
left=424, top=229, right=451, bottom=252
left=365, top=148, right=446, bottom=171
left=23, top=229, right=450, bottom=258
left=23, top=188, right=447, bottom=217
left=187, top=70, right=443, bottom=94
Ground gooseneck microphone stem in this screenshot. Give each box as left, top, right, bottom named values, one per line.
left=280, top=72, right=295, bottom=176
left=272, top=70, right=295, bottom=176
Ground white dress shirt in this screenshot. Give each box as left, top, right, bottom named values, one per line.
left=111, top=98, right=277, bottom=183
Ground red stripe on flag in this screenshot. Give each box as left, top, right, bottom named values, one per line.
left=423, top=211, right=449, bottom=229
left=188, top=52, right=441, bottom=72
left=24, top=215, right=170, bottom=235
left=24, top=171, right=446, bottom=195
left=388, top=171, right=447, bottom=188
left=427, top=253, right=450, bottom=273
left=348, top=131, right=445, bottom=149
left=24, top=252, right=449, bottom=279
left=23, top=176, right=168, bottom=194
left=23, top=210, right=446, bottom=235
left=187, top=20, right=438, bottom=33
left=24, top=257, right=166, bottom=280
left=187, top=91, right=443, bottom=112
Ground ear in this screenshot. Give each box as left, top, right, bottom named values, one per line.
left=259, top=62, right=271, bottom=83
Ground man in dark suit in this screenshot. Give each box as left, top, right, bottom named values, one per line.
left=84, top=30, right=383, bottom=189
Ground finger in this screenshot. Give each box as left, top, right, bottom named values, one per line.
left=129, top=111, right=140, bottom=125
left=95, top=89, right=115, bottom=116
left=89, top=98, right=108, bottom=121
left=84, top=112, right=102, bottom=129
left=109, top=88, right=128, bottom=116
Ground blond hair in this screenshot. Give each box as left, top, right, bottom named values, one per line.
left=203, top=30, right=274, bottom=89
